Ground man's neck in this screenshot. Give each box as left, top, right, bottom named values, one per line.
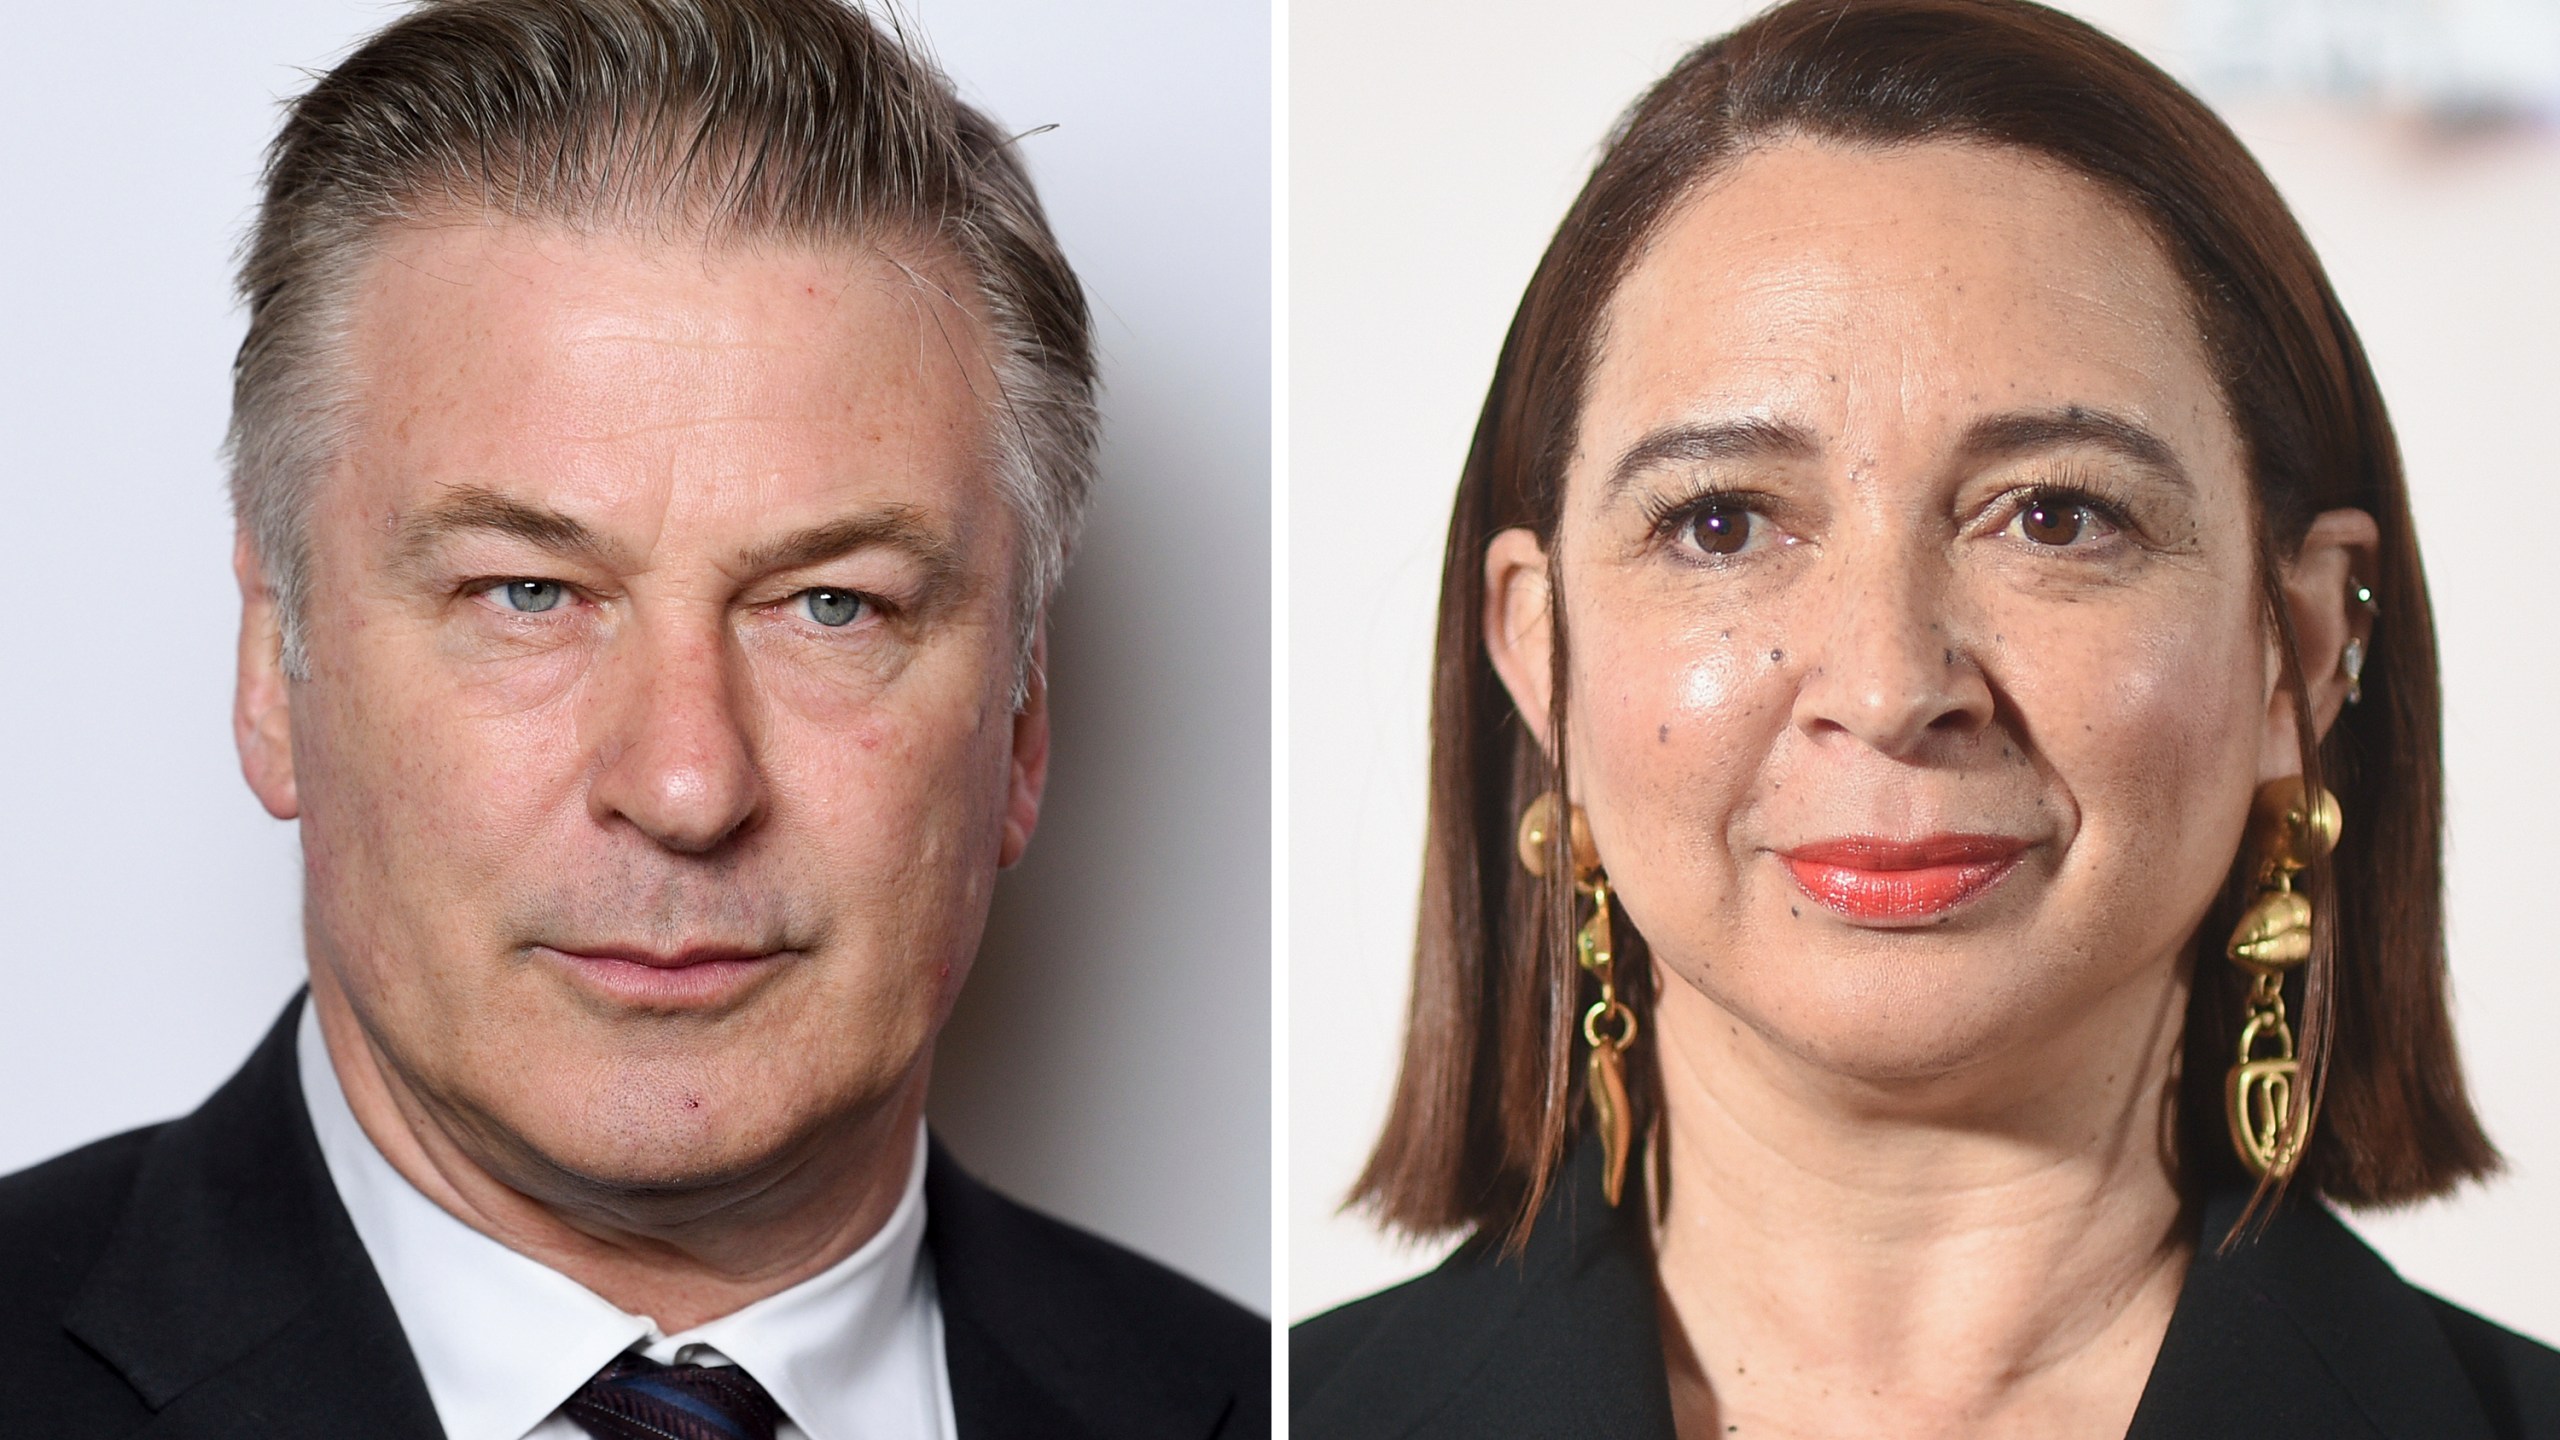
left=309, top=980, right=924, bottom=1333
left=1649, top=965, right=2192, bottom=1440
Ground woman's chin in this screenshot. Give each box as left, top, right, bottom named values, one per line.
left=1660, top=952, right=2094, bottom=1092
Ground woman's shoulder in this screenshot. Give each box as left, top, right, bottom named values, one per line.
left=2415, top=1292, right=2560, bottom=1436
left=1291, top=1270, right=1423, bottom=1382
left=1292, top=1174, right=2560, bottom=1440
left=2133, top=1191, right=2560, bottom=1439
left=1290, top=1265, right=1445, bottom=1403
left=1290, top=1150, right=1678, bottom=1439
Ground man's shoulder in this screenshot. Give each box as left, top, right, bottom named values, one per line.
left=933, top=1154, right=1264, bottom=1349
left=925, top=1140, right=1268, bottom=1437
left=0, top=1123, right=163, bottom=1312
left=0, top=1123, right=172, bottom=1432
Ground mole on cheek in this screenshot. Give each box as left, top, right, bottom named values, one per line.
left=1659, top=723, right=1670, bottom=744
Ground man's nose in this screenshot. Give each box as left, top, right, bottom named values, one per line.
left=1787, top=552, right=1994, bottom=758
left=587, top=616, right=766, bottom=854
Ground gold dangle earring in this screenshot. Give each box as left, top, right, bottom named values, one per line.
left=1517, top=792, right=1637, bottom=1205
left=2224, top=776, right=2341, bottom=1179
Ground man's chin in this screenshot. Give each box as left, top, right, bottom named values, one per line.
left=449, top=1063, right=920, bottom=1213
left=480, top=1107, right=836, bottom=1216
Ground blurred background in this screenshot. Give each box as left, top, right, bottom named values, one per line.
left=1290, top=0, right=2560, bottom=1329
left=0, top=0, right=1271, bottom=1311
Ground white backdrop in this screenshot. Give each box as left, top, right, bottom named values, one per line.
left=1288, top=0, right=2560, bottom=1333
left=0, top=0, right=1270, bottom=1311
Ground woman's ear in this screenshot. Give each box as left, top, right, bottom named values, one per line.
left=1483, top=527, right=1558, bottom=752
left=2259, top=508, right=2381, bottom=782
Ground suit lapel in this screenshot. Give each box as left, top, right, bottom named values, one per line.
left=62, top=997, right=442, bottom=1440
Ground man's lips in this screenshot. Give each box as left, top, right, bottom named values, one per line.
left=549, top=944, right=778, bottom=969
left=1778, top=835, right=2029, bottom=921
left=538, top=943, right=788, bottom=1005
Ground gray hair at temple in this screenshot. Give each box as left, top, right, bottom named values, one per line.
left=226, top=0, right=1098, bottom=694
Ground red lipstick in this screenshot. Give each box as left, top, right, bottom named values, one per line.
left=1779, top=835, right=2026, bottom=921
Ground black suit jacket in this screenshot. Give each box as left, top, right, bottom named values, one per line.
left=0, top=997, right=1269, bottom=1439
left=1295, top=1143, right=2560, bottom=1439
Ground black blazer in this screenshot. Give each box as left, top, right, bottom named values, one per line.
left=0, top=997, right=1269, bottom=1439
left=1295, top=1144, right=2560, bottom=1439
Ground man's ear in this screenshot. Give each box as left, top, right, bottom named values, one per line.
left=1483, top=527, right=1558, bottom=753
left=234, top=532, right=300, bottom=821
left=998, top=624, right=1050, bottom=869
left=2258, top=508, right=2382, bottom=782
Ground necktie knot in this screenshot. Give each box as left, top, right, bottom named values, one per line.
left=564, top=1350, right=785, bottom=1440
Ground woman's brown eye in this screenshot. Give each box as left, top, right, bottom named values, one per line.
left=1688, top=504, right=1753, bottom=555
left=2018, top=496, right=2086, bottom=546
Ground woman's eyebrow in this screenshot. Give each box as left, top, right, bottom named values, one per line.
left=1602, top=417, right=1820, bottom=502
left=1956, top=406, right=2194, bottom=493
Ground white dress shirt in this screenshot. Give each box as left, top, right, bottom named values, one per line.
left=296, top=1004, right=958, bottom=1440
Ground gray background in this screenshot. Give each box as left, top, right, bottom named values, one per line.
left=0, top=0, right=1270, bottom=1312
left=1289, top=0, right=2560, bottom=1335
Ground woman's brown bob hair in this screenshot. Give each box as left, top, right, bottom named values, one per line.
left=1355, top=0, right=2499, bottom=1244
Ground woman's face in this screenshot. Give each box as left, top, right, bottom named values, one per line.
left=1486, top=139, right=2367, bottom=1081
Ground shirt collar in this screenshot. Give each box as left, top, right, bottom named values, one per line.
left=296, top=1001, right=946, bottom=1440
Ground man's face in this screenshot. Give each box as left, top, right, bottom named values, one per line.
left=238, top=220, right=1043, bottom=1197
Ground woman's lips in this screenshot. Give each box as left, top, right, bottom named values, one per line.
left=1778, top=835, right=2028, bottom=922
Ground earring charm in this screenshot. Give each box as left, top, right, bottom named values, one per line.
left=2223, top=777, right=2339, bottom=1179
left=1518, top=792, right=1636, bottom=1205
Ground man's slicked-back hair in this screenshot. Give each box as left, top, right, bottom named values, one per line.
left=228, top=0, right=1098, bottom=683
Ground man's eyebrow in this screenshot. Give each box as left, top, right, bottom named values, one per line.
left=1602, top=417, right=1820, bottom=503
left=1956, top=406, right=2192, bottom=491
left=393, top=486, right=615, bottom=570
left=737, top=506, right=966, bottom=591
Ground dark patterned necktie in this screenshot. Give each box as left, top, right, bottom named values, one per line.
left=562, top=1351, right=786, bottom=1440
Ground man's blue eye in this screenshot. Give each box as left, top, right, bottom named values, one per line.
left=499, top=580, right=566, bottom=614
left=803, top=589, right=866, bottom=627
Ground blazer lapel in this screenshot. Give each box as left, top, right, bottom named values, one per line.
left=61, top=997, right=442, bottom=1440
left=2126, top=1189, right=2500, bottom=1440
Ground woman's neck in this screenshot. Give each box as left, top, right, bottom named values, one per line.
left=1649, top=963, right=2193, bottom=1440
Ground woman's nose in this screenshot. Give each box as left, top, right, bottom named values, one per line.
left=1786, top=561, right=1995, bottom=758
left=585, top=620, right=767, bottom=855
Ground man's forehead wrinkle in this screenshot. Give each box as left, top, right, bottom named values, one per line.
left=536, top=410, right=842, bottom=450
left=373, top=238, right=484, bottom=292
